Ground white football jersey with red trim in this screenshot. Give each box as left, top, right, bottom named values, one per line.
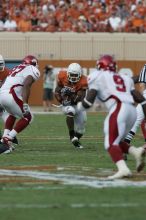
left=0, top=64, right=40, bottom=98
left=88, top=70, right=135, bottom=109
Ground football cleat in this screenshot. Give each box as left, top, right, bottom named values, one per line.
left=129, top=146, right=146, bottom=172
left=0, top=141, right=13, bottom=154
left=135, top=147, right=145, bottom=172
left=71, top=137, right=84, bottom=149
left=12, top=136, right=19, bottom=145
left=1, top=136, right=15, bottom=153
left=107, top=168, right=132, bottom=180
left=2, top=136, right=13, bottom=146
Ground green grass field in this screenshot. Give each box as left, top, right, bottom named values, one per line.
left=0, top=112, right=146, bottom=220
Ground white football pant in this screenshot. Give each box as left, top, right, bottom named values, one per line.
left=0, top=91, right=33, bottom=120
left=62, top=105, right=87, bottom=134
left=104, top=102, right=136, bottom=150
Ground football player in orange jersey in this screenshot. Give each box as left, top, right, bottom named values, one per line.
left=0, top=54, right=9, bottom=86
left=55, top=63, right=88, bottom=149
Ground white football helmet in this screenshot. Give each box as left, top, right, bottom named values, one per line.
left=0, top=54, right=5, bottom=71
left=67, top=63, right=82, bottom=83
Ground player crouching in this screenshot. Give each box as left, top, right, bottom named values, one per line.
left=55, top=63, right=88, bottom=149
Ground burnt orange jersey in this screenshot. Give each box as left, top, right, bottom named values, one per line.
left=57, top=70, right=88, bottom=92
left=0, top=67, right=10, bottom=84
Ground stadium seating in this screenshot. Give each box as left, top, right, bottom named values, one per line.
left=0, top=0, right=146, bottom=33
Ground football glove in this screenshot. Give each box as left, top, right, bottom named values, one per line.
left=23, top=103, right=30, bottom=116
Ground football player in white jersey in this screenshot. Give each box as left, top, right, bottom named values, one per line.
left=0, top=55, right=40, bottom=154
left=0, top=54, right=19, bottom=145
left=77, top=55, right=146, bottom=179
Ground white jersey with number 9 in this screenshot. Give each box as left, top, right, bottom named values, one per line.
left=88, top=70, right=135, bottom=110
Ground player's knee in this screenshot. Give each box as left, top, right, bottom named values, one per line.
left=63, top=106, right=76, bottom=116
left=67, top=112, right=74, bottom=117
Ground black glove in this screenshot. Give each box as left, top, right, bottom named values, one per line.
left=61, top=86, right=74, bottom=97
left=61, top=87, right=75, bottom=106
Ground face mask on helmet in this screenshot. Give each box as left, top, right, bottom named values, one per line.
left=0, top=55, right=5, bottom=71
left=67, top=63, right=82, bottom=83
left=22, top=55, right=38, bottom=68
left=96, top=55, right=117, bottom=72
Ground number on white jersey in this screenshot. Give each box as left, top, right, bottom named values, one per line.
left=113, top=75, right=126, bottom=92
left=10, top=64, right=26, bottom=77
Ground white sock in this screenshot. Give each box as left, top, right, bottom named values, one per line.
left=8, top=129, right=18, bottom=139
left=116, top=160, right=129, bottom=171
left=3, top=129, right=11, bottom=137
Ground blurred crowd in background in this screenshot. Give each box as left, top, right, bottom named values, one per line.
left=0, top=0, right=146, bottom=33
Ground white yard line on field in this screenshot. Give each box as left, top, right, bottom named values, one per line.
left=0, top=169, right=146, bottom=188
left=32, top=111, right=63, bottom=115
left=0, top=203, right=144, bottom=209
left=1, top=186, right=66, bottom=190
